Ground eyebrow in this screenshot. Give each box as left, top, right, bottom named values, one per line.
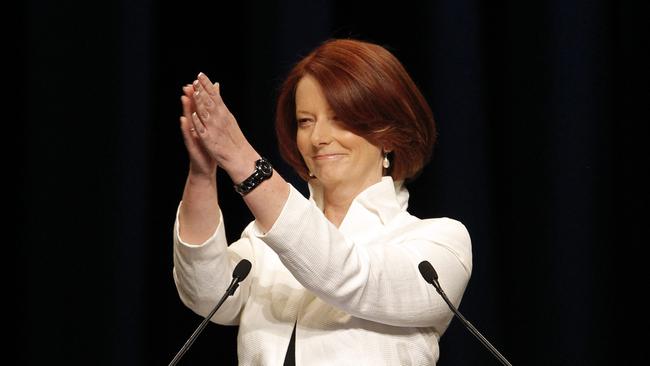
left=296, top=109, right=335, bottom=115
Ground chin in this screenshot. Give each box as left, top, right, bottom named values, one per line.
left=313, top=172, right=345, bottom=185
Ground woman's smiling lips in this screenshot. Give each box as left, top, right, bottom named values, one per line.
left=312, top=153, right=346, bottom=160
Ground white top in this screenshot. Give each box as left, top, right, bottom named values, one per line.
left=173, top=176, right=472, bottom=365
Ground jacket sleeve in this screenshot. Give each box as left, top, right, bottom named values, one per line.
left=172, top=201, right=254, bottom=325
left=252, top=185, right=472, bottom=330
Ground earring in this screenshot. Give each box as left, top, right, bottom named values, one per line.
left=308, top=171, right=315, bottom=178
left=382, top=152, right=390, bottom=169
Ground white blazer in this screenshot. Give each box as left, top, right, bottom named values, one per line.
left=173, top=176, right=472, bottom=365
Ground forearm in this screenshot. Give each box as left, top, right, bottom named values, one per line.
left=186, top=72, right=290, bottom=232
left=223, top=148, right=290, bottom=234
left=178, top=172, right=220, bottom=244
left=241, top=172, right=290, bottom=233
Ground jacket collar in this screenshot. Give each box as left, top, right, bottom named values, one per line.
left=307, top=176, right=409, bottom=227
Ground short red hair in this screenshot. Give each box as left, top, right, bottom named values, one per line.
left=275, top=39, right=436, bottom=181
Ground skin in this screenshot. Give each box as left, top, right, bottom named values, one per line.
left=178, top=73, right=289, bottom=243
left=177, top=72, right=384, bottom=243
left=295, top=75, right=384, bottom=226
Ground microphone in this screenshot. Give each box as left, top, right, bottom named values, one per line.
left=169, top=259, right=252, bottom=366
left=418, top=261, right=513, bottom=366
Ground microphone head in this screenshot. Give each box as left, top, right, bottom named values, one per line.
left=233, top=259, right=252, bottom=282
left=418, top=261, right=438, bottom=284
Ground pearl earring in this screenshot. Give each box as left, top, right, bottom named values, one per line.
left=382, top=152, right=390, bottom=169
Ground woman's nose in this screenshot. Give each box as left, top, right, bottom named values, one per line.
left=310, top=118, right=334, bottom=145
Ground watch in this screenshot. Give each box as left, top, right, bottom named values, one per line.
left=234, top=157, right=274, bottom=196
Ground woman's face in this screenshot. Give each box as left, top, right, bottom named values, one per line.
left=295, top=75, right=383, bottom=191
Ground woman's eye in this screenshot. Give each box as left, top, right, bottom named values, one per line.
left=297, top=118, right=312, bottom=125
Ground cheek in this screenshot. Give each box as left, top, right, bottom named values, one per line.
left=296, top=133, right=310, bottom=160
left=344, top=136, right=381, bottom=163
left=363, top=148, right=382, bottom=164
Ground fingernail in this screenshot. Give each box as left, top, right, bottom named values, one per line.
left=198, top=72, right=204, bottom=79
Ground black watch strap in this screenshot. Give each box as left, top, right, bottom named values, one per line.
left=234, top=157, right=274, bottom=196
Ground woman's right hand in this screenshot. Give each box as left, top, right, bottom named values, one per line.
left=180, top=84, right=218, bottom=178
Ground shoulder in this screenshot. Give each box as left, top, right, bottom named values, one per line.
left=388, top=214, right=472, bottom=255
left=391, top=213, right=469, bottom=240
left=420, top=217, right=471, bottom=245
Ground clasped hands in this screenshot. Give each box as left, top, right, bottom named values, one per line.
left=179, top=72, right=260, bottom=184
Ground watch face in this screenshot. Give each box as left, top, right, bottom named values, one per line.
left=258, top=159, right=273, bottom=176
left=235, top=158, right=273, bottom=196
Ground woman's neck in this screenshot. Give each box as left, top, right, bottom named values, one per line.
left=322, top=197, right=352, bottom=228
left=321, top=178, right=381, bottom=227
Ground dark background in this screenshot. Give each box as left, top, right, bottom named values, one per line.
left=18, top=0, right=648, bottom=365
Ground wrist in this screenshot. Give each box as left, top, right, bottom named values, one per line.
left=223, top=149, right=262, bottom=184
left=188, top=161, right=217, bottom=179
left=233, top=157, right=274, bottom=196
left=187, top=170, right=217, bottom=187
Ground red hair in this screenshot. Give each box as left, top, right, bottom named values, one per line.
left=275, top=38, right=436, bottom=181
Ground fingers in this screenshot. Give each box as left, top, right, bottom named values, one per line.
left=182, top=83, right=194, bottom=98
left=197, top=72, right=221, bottom=99
left=181, top=73, right=236, bottom=164
left=179, top=82, right=219, bottom=173
left=180, top=94, right=202, bottom=137
left=192, top=73, right=225, bottom=128
left=182, top=84, right=196, bottom=122
left=191, top=111, right=206, bottom=134
left=180, top=73, right=219, bottom=145
left=180, top=92, right=192, bottom=120
left=179, top=115, right=196, bottom=145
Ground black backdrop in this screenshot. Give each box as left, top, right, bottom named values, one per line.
left=18, top=0, right=648, bottom=365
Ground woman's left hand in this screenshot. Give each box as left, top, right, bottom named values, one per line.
left=190, top=72, right=260, bottom=183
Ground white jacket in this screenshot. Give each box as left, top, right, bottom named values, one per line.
left=173, top=177, right=472, bottom=365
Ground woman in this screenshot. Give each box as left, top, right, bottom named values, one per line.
left=173, top=39, right=472, bottom=365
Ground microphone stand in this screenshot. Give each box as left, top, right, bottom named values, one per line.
left=168, top=268, right=248, bottom=366
left=434, top=283, right=512, bottom=366
left=419, top=261, right=512, bottom=366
